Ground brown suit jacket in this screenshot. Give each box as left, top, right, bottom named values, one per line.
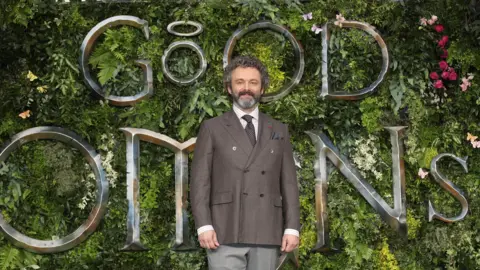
left=190, top=110, right=300, bottom=246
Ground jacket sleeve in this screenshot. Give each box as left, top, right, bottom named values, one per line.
left=280, top=125, right=301, bottom=231
left=190, top=121, right=214, bottom=229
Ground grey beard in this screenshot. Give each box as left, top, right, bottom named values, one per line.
left=234, top=97, right=258, bottom=110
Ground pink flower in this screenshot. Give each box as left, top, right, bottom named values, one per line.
left=441, top=49, right=448, bottom=59
left=429, top=72, right=439, bottom=80
left=431, top=15, right=438, bottom=22
left=420, top=17, right=427, bottom=26
left=334, top=13, right=346, bottom=27
left=439, top=60, right=448, bottom=70
left=463, top=76, right=473, bottom=86
left=460, top=75, right=473, bottom=91
left=434, top=24, right=444, bottom=33
left=311, top=24, right=322, bottom=34
left=448, top=70, right=457, bottom=81
left=471, top=141, right=480, bottom=148
left=418, top=168, right=429, bottom=179
left=438, top=36, right=449, bottom=48
left=441, top=71, right=450, bottom=80
left=302, top=12, right=313, bottom=20
left=433, top=80, right=444, bottom=89
left=427, top=19, right=435, bottom=25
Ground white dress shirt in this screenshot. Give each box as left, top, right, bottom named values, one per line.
left=197, top=104, right=299, bottom=238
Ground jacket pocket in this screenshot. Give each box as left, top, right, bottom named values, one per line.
left=273, top=196, right=283, bottom=207
left=211, top=191, right=233, bottom=205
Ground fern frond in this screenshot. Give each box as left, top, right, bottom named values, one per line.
left=0, top=244, right=20, bottom=270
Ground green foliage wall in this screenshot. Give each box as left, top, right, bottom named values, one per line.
left=1, top=0, right=480, bottom=269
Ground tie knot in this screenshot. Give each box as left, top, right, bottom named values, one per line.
left=242, top=115, right=254, bottom=123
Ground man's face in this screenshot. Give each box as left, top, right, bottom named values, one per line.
left=228, top=67, right=264, bottom=110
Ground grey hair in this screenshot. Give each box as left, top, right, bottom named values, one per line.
left=223, top=55, right=270, bottom=91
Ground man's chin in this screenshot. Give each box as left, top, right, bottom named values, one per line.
left=236, top=100, right=257, bottom=110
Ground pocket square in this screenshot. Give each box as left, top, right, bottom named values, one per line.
left=270, top=131, right=284, bottom=140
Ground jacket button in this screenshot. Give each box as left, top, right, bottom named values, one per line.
left=260, top=194, right=264, bottom=197
left=243, top=192, right=248, bottom=195
left=244, top=169, right=249, bottom=173
left=261, top=171, right=265, bottom=175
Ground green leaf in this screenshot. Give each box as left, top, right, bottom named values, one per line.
left=0, top=245, right=20, bottom=270
left=0, top=162, right=9, bottom=175
left=98, top=63, right=118, bottom=85
left=205, top=107, right=214, bottom=117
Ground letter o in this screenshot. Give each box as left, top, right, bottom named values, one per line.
left=223, top=21, right=305, bottom=103
left=0, top=127, right=108, bottom=254
left=161, top=40, right=207, bottom=85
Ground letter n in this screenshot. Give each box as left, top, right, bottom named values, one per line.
left=306, top=127, right=407, bottom=252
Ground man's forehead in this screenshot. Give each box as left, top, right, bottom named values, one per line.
left=231, top=67, right=261, bottom=80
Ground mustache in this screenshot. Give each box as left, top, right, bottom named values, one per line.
left=238, top=90, right=255, bottom=97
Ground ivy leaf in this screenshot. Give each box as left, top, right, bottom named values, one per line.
left=390, top=71, right=406, bottom=113
left=0, top=162, right=9, bottom=175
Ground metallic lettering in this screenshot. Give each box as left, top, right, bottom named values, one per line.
left=320, top=21, right=389, bottom=100
left=0, top=127, right=108, bottom=253
left=428, top=153, right=469, bottom=223
left=223, top=21, right=305, bottom=102
left=120, top=128, right=196, bottom=251
left=306, top=127, right=407, bottom=252
left=79, top=15, right=153, bottom=106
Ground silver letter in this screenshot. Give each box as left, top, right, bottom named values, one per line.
left=80, top=16, right=153, bottom=106
left=224, top=21, right=304, bottom=103
left=120, top=128, right=196, bottom=251
left=0, top=127, right=108, bottom=253
left=306, top=127, right=407, bottom=252
left=320, top=21, right=389, bottom=100
left=428, top=154, right=468, bottom=223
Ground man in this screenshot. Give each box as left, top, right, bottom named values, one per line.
left=190, top=56, right=300, bottom=270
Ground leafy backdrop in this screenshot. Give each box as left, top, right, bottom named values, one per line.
left=0, top=0, right=480, bottom=269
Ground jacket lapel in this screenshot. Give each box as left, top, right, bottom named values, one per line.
left=245, top=112, right=272, bottom=168
left=221, top=110, right=253, bottom=156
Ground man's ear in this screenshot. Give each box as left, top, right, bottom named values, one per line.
left=227, top=86, right=232, bottom=95
left=261, top=88, right=265, bottom=95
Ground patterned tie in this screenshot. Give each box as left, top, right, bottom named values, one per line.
left=242, top=115, right=256, bottom=146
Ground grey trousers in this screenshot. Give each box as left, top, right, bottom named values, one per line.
left=207, top=244, right=279, bottom=270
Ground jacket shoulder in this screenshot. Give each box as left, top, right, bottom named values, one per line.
left=199, top=111, right=230, bottom=128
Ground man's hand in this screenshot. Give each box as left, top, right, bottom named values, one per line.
left=281, top=234, right=299, bottom=253
left=198, top=230, right=220, bottom=250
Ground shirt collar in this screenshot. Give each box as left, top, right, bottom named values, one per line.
left=233, top=103, right=259, bottom=121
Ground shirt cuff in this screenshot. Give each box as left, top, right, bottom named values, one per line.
left=284, top=229, right=299, bottom=237
left=197, top=225, right=215, bottom=235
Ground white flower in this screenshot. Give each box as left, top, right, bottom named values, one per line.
left=351, top=135, right=383, bottom=181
